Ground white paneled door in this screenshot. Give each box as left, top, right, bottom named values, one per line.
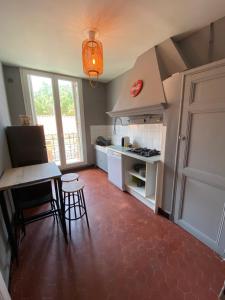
left=174, top=61, right=225, bottom=257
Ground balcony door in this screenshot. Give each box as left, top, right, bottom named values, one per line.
left=21, top=69, right=87, bottom=170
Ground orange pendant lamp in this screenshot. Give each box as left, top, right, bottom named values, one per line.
left=82, top=30, right=103, bottom=87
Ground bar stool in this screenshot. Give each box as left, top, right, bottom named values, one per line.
left=61, top=173, right=79, bottom=183
left=62, top=180, right=89, bottom=238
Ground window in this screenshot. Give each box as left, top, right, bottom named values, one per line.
left=21, top=69, right=87, bottom=169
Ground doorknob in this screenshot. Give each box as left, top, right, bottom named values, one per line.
left=178, top=135, right=186, bottom=141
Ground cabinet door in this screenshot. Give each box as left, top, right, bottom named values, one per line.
left=96, top=149, right=108, bottom=172
left=107, top=151, right=123, bottom=190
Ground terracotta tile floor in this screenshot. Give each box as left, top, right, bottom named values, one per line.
left=10, top=168, right=225, bottom=300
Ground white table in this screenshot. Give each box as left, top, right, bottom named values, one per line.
left=0, top=162, right=67, bottom=260
left=0, top=162, right=61, bottom=191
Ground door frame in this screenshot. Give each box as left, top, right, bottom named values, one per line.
left=171, top=58, right=225, bottom=257
left=20, top=68, right=87, bottom=170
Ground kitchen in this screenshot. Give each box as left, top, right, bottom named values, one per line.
left=93, top=44, right=180, bottom=216
left=95, top=123, right=163, bottom=211
left=1, top=1, right=225, bottom=299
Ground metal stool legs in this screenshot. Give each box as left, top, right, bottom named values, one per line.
left=63, top=181, right=89, bottom=239
left=68, top=193, right=71, bottom=238
left=80, top=189, right=89, bottom=229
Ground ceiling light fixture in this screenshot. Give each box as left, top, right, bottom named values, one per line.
left=82, top=30, right=103, bottom=88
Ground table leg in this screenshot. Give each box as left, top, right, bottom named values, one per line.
left=54, top=179, right=67, bottom=243
left=0, top=191, right=18, bottom=262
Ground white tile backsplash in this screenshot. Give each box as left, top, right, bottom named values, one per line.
left=90, top=124, right=164, bottom=151
left=110, top=124, right=163, bottom=150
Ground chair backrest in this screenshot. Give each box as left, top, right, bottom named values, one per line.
left=6, top=126, right=48, bottom=168
left=12, top=181, right=52, bottom=206
left=6, top=126, right=52, bottom=207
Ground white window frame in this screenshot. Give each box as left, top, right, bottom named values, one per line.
left=20, top=68, right=87, bottom=170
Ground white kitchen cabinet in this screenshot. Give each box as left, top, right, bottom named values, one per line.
left=124, top=156, right=161, bottom=212
left=95, top=145, right=108, bottom=172
left=107, top=149, right=124, bottom=190
left=106, top=146, right=162, bottom=213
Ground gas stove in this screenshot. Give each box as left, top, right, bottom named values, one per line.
left=127, top=147, right=160, bottom=157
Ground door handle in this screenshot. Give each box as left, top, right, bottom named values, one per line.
left=178, top=135, right=186, bottom=141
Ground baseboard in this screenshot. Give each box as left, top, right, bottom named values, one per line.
left=95, top=166, right=108, bottom=173
left=61, top=164, right=95, bottom=173
left=157, top=208, right=171, bottom=219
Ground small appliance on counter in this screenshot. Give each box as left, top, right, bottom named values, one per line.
left=96, top=136, right=111, bottom=147
left=121, top=136, right=130, bottom=147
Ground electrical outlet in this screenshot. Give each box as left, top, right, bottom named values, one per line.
left=219, top=282, right=225, bottom=300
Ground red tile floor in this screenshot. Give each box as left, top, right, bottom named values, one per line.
left=10, top=168, right=225, bottom=300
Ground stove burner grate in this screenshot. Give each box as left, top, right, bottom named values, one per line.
left=127, top=148, right=160, bottom=157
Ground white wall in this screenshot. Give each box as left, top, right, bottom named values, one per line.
left=0, top=62, right=11, bottom=285
left=109, top=124, right=163, bottom=150
left=90, top=124, right=164, bottom=151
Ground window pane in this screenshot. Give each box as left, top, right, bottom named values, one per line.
left=30, top=75, right=60, bottom=164
left=58, top=79, right=82, bottom=164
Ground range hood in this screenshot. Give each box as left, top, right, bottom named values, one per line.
left=107, top=47, right=167, bottom=118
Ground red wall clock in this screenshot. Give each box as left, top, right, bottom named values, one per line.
left=130, top=80, right=143, bottom=97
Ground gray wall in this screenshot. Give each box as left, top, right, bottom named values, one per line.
left=106, top=71, right=129, bottom=125
left=162, top=74, right=182, bottom=214
left=3, top=66, right=107, bottom=166
left=82, top=79, right=107, bottom=164
left=3, top=66, right=26, bottom=125
left=0, top=62, right=11, bottom=285
left=178, top=16, right=225, bottom=68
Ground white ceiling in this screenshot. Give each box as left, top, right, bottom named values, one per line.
left=0, top=0, right=225, bottom=82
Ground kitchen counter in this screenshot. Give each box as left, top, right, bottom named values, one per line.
left=107, top=145, right=161, bottom=164
left=95, top=144, right=163, bottom=212
left=95, top=144, right=109, bottom=153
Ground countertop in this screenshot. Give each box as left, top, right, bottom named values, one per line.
left=0, top=162, right=61, bottom=191
left=105, top=145, right=161, bottom=164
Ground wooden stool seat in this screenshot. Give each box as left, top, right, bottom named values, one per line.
left=61, top=173, right=79, bottom=183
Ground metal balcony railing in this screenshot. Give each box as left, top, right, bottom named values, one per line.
left=45, top=133, right=81, bottom=163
